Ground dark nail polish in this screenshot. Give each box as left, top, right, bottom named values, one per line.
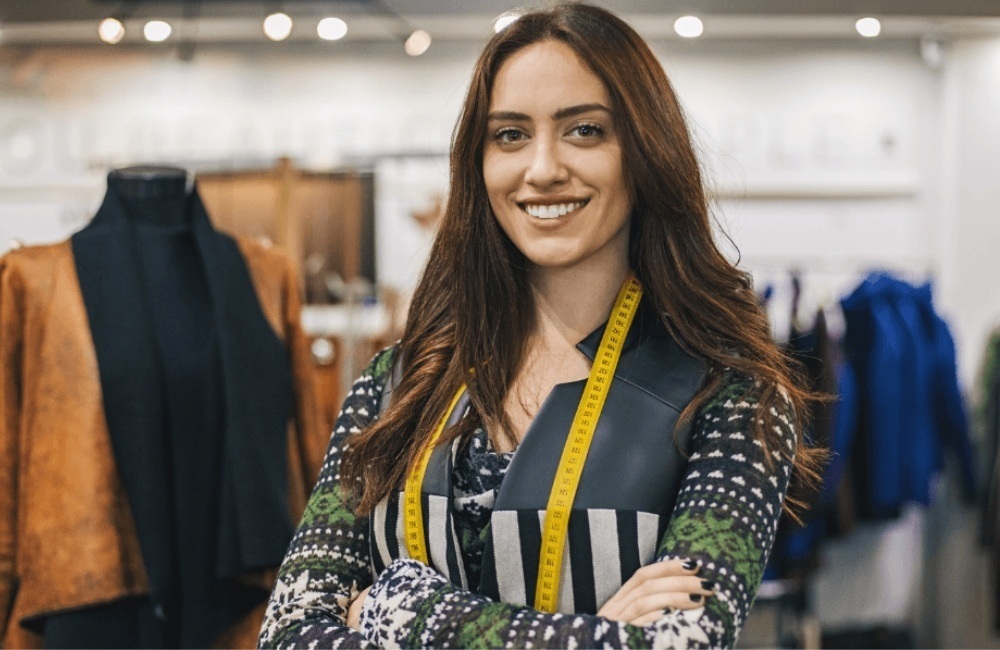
left=701, top=580, right=715, bottom=590
left=690, top=594, right=702, bottom=603
left=681, top=559, right=698, bottom=571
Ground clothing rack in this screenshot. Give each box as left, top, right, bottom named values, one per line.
left=751, top=579, right=822, bottom=649
left=739, top=255, right=937, bottom=278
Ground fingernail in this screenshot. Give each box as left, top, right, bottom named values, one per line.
left=701, top=580, right=715, bottom=590
left=690, top=594, right=702, bottom=603
left=682, top=559, right=698, bottom=571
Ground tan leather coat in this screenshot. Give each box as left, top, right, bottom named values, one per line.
left=0, top=238, right=326, bottom=648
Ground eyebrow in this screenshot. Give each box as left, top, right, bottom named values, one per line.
left=487, top=103, right=612, bottom=122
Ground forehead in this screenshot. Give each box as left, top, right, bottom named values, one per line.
left=489, top=39, right=611, bottom=113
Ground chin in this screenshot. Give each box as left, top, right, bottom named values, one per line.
left=520, top=246, right=579, bottom=269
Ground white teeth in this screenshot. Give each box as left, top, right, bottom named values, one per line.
left=524, top=201, right=586, bottom=219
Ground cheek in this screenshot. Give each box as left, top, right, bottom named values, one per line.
left=482, top=151, right=506, bottom=200
left=483, top=151, right=524, bottom=201
left=600, top=150, right=628, bottom=193
left=482, top=156, right=515, bottom=237
left=589, top=155, right=630, bottom=214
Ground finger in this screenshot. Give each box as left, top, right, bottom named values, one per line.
left=633, top=558, right=701, bottom=581
left=624, top=583, right=718, bottom=619
left=596, top=600, right=623, bottom=621
left=346, top=585, right=371, bottom=630
left=605, top=558, right=701, bottom=607
left=626, top=575, right=716, bottom=603
left=620, top=591, right=709, bottom=621
left=631, top=608, right=674, bottom=627
left=346, top=602, right=359, bottom=630
left=606, top=574, right=715, bottom=621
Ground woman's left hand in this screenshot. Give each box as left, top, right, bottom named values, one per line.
left=347, top=585, right=372, bottom=630
left=597, top=558, right=714, bottom=626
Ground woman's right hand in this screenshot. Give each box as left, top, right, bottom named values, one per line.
left=347, top=585, right=372, bottom=630
left=596, top=558, right=715, bottom=626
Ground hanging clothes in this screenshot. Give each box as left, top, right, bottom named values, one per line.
left=766, top=273, right=838, bottom=581
left=0, top=182, right=327, bottom=648
left=975, top=325, right=1000, bottom=629
left=838, top=272, right=975, bottom=521
left=977, top=325, right=1000, bottom=537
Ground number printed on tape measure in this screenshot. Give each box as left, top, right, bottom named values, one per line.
left=533, top=275, right=643, bottom=613
left=402, top=384, right=468, bottom=566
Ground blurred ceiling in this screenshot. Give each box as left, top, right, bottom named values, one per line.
left=2, top=0, right=1000, bottom=45
left=4, top=0, right=1000, bottom=22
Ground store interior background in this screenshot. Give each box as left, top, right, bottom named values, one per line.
left=2, top=0, right=999, bottom=647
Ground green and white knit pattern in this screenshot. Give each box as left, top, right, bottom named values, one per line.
left=258, top=353, right=796, bottom=650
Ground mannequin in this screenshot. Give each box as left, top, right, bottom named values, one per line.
left=49, top=166, right=248, bottom=648
left=0, top=166, right=324, bottom=649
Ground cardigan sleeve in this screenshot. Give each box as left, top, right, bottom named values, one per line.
left=0, top=254, right=22, bottom=639
left=357, top=372, right=796, bottom=649
left=257, top=346, right=397, bottom=649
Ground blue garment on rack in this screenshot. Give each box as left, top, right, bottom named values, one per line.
left=841, top=275, right=905, bottom=518
left=823, top=360, right=859, bottom=505
left=838, top=272, right=975, bottom=521
left=888, top=278, right=940, bottom=507
left=915, top=284, right=976, bottom=500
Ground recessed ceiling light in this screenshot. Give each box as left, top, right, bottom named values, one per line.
left=493, top=11, right=520, bottom=33
left=405, top=29, right=432, bottom=57
left=318, top=17, right=348, bottom=41
left=143, top=20, right=172, bottom=43
left=856, top=17, right=881, bottom=38
left=674, top=16, right=704, bottom=39
left=98, top=17, right=125, bottom=45
left=264, top=12, right=293, bottom=41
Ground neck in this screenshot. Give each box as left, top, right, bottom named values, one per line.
left=528, top=256, right=630, bottom=347
left=108, top=167, right=191, bottom=230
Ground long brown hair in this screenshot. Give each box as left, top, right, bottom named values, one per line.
left=343, top=3, right=824, bottom=517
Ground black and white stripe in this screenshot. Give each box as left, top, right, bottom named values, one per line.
left=372, top=498, right=663, bottom=614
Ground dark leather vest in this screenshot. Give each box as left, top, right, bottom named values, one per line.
left=369, top=301, right=707, bottom=614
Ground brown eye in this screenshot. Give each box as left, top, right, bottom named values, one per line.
left=571, top=123, right=604, bottom=138
left=493, top=128, right=526, bottom=145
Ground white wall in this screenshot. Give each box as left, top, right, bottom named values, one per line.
left=939, top=38, right=1000, bottom=388
left=7, top=32, right=992, bottom=381
left=0, top=35, right=993, bottom=392
left=2, top=34, right=991, bottom=390
left=0, top=39, right=946, bottom=318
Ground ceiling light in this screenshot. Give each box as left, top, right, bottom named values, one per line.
left=264, top=12, right=293, bottom=41
left=493, top=11, right=520, bottom=33
left=317, top=17, right=348, bottom=41
left=855, top=17, right=881, bottom=38
left=143, top=20, right=172, bottom=43
left=98, top=17, right=125, bottom=45
left=405, top=29, right=432, bottom=57
left=674, top=16, right=704, bottom=39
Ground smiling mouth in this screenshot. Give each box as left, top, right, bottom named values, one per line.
left=519, top=199, right=589, bottom=220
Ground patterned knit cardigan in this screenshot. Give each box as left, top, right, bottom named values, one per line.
left=259, top=314, right=797, bottom=649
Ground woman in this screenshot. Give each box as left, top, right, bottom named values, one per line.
left=258, top=4, right=821, bottom=648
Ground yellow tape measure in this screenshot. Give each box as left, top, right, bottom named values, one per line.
left=534, top=273, right=642, bottom=612
left=403, top=383, right=467, bottom=563
left=402, top=274, right=643, bottom=612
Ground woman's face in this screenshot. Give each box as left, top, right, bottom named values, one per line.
left=483, top=39, right=632, bottom=274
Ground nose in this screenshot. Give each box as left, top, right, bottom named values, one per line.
left=524, top=140, right=569, bottom=189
